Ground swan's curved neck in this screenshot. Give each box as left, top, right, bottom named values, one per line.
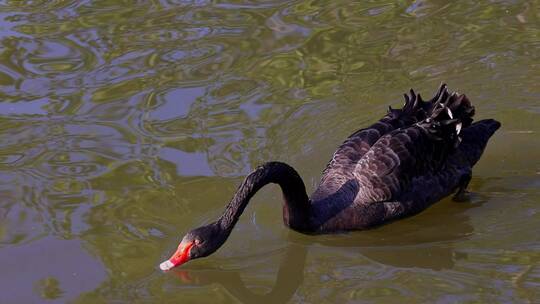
left=217, top=162, right=311, bottom=234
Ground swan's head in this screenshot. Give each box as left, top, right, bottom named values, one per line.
left=159, top=223, right=224, bottom=271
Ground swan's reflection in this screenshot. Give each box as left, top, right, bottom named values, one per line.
left=170, top=196, right=485, bottom=303
left=171, top=243, right=306, bottom=303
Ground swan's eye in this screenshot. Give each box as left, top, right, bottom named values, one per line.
left=194, top=239, right=203, bottom=245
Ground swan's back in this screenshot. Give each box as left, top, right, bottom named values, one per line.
left=313, top=88, right=431, bottom=199
left=310, top=85, right=500, bottom=233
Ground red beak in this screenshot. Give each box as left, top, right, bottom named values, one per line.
left=159, top=242, right=194, bottom=271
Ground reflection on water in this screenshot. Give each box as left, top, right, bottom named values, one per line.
left=168, top=199, right=480, bottom=304
left=0, top=0, right=539, bottom=303
left=171, top=243, right=308, bottom=304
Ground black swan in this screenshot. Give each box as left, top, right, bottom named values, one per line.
left=160, top=84, right=500, bottom=271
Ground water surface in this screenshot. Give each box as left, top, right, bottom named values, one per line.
left=0, top=1, right=539, bottom=303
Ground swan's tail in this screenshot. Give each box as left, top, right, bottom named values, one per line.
left=416, top=93, right=500, bottom=165
left=459, top=119, right=501, bottom=166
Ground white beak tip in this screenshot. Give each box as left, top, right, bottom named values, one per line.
left=160, top=260, right=175, bottom=271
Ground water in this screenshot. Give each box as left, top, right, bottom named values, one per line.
left=0, top=1, right=538, bottom=303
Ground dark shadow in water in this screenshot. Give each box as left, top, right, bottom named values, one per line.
left=171, top=243, right=307, bottom=303
left=169, top=194, right=487, bottom=303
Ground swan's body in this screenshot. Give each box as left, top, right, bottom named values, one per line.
left=160, top=84, right=500, bottom=270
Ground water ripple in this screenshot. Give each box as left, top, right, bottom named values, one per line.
left=0, top=0, right=538, bottom=303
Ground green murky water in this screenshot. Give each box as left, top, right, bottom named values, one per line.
left=0, top=1, right=539, bottom=303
